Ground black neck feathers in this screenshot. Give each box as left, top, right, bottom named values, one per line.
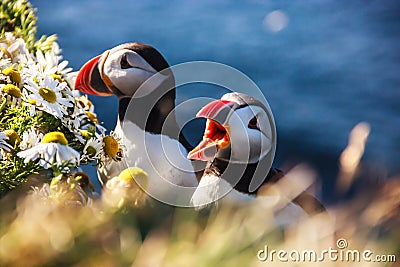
left=208, top=158, right=283, bottom=195
left=118, top=90, right=192, bottom=152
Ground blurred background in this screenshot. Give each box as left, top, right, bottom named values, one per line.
left=31, top=0, right=400, bottom=203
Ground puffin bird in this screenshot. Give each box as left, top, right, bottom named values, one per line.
left=188, top=92, right=325, bottom=214
left=75, top=42, right=197, bottom=203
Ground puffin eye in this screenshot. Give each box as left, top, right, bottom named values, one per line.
left=120, top=54, right=131, bottom=69
left=248, top=116, right=259, bottom=130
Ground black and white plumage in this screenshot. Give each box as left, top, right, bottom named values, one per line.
left=75, top=43, right=197, bottom=202
left=188, top=92, right=325, bottom=214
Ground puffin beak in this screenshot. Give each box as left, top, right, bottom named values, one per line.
left=187, top=100, right=236, bottom=161
left=74, top=51, right=113, bottom=96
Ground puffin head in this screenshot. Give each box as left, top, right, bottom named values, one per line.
left=75, top=42, right=173, bottom=99
left=188, top=92, right=276, bottom=165
left=75, top=42, right=182, bottom=138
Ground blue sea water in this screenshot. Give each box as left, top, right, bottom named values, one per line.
left=31, top=0, right=400, bottom=201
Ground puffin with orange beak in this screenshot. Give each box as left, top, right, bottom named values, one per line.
left=75, top=42, right=190, bottom=147
left=75, top=42, right=198, bottom=200
left=188, top=92, right=325, bottom=214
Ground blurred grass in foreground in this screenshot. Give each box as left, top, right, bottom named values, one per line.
left=0, top=123, right=399, bottom=267
left=1, top=1, right=397, bottom=266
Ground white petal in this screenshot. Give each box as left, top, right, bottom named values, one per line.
left=45, top=144, right=57, bottom=162
left=36, top=50, right=45, bottom=64
left=58, top=98, right=73, bottom=107
left=58, top=60, right=69, bottom=70
left=8, top=41, right=20, bottom=53
left=39, top=159, right=51, bottom=169
left=62, top=67, right=73, bottom=75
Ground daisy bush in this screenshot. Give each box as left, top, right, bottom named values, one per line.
left=0, top=0, right=124, bottom=198
left=0, top=2, right=398, bottom=267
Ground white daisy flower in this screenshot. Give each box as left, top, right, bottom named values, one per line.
left=24, top=75, right=73, bottom=118
left=35, top=47, right=73, bottom=78
left=62, top=106, right=98, bottom=144
left=17, top=132, right=80, bottom=169
left=20, top=127, right=44, bottom=150
left=0, top=131, right=13, bottom=160
left=83, top=137, right=103, bottom=161
left=18, top=53, right=39, bottom=79
left=0, top=33, right=29, bottom=63
left=67, top=103, right=106, bottom=136
left=101, top=131, right=125, bottom=164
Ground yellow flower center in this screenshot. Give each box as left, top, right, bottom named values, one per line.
left=50, top=73, right=63, bottom=83
left=86, top=146, right=97, bottom=157
left=1, top=66, right=21, bottom=84
left=1, top=84, right=21, bottom=98
left=4, top=129, right=21, bottom=147
left=38, top=87, right=57, bottom=103
left=42, top=132, right=68, bottom=145
left=118, top=167, right=148, bottom=191
left=28, top=98, right=37, bottom=105
left=86, top=111, right=99, bottom=124
left=103, top=136, right=119, bottom=158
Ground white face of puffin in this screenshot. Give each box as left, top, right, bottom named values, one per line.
left=98, top=48, right=169, bottom=97
left=223, top=105, right=272, bottom=164
left=74, top=43, right=171, bottom=98
left=188, top=97, right=273, bottom=164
